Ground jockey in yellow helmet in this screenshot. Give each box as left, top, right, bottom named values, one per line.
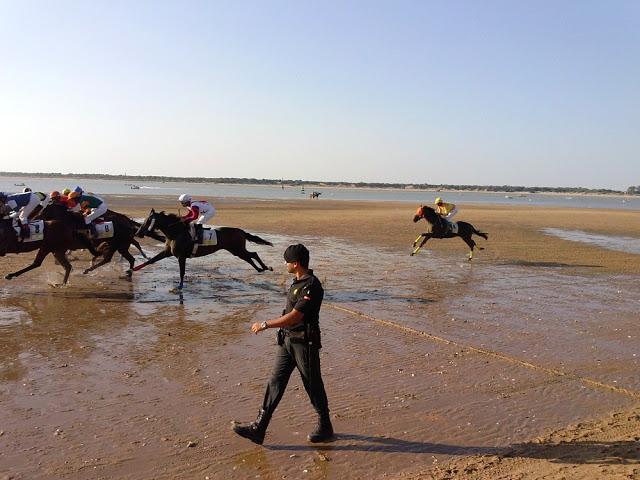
left=434, top=197, right=458, bottom=220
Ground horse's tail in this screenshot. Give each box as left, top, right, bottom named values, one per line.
left=245, top=232, right=273, bottom=246
left=473, top=228, right=488, bottom=240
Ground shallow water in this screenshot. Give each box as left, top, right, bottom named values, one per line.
left=0, top=233, right=639, bottom=479
left=542, top=228, right=640, bottom=255
left=2, top=175, right=639, bottom=210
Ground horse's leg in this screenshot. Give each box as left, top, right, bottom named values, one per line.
left=178, top=256, right=186, bottom=289
left=5, top=247, right=51, bottom=280
left=131, top=249, right=172, bottom=272
left=411, top=234, right=431, bottom=256
left=460, top=235, right=477, bottom=261
left=84, top=247, right=116, bottom=274
left=78, top=235, right=100, bottom=257
left=118, top=247, right=136, bottom=272
left=237, top=249, right=267, bottom=272
left=250, top=251, right=272, bottom=271
left=52, top=250, right=73, bottom=284
left=131, top=238, right=148, bottom=259
left=412, top=234, right=424, bottom=248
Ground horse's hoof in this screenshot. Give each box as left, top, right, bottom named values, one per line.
left=268, top=266, right=273, bottom=271
left=83, top=270, right=90, bottom=275
left=125, top=270, right=133, bottom=277
left=5, top=274, right=13, bottom=280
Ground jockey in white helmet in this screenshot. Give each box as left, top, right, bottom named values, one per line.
left=179, top=194, right=216, bottom=241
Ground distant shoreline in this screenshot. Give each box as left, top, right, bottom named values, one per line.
left=0, top=171, right=635, bottom=196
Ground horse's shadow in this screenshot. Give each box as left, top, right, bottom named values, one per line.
left=267, top=433, right=640, bottom=465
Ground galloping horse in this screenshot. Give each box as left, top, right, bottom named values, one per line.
left=133, top=209, right=273, bottom=289
left=412, top=205, right=488, bottom=260
left=0, top=216, right=99, bottom=284
left=34, top=203, right=163, bottom=276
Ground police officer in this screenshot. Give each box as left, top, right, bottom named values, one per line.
left=232, top=244, right=334, bottom=445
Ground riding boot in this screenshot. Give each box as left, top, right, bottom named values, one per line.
left=195, top=224, right=203, bottom=243
left=19, top=223, right=29, bottom=241
left=233, top=408, right=271, bottom=445
left=307, top=411, right=334, bottom=443
left=88, top=222, right=98, bottom=238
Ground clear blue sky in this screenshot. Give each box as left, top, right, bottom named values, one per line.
left=1, top=1, right=638, bottom=188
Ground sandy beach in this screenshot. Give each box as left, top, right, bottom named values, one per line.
left=1, top=195, right=639, bottom=479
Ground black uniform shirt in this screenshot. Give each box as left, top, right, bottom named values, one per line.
left=284, top=270, right=324, bottom=331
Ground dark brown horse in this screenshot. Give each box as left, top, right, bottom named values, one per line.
left=412, top=205, right=488, bottom=260
left=34, top=203, right=162, bottom=277
left=133, top=209, right=273, bottom=289
left=0, top=217, right=99, bottom=284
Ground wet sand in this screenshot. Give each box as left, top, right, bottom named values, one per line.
left=0, top=196, right=639, bottom=479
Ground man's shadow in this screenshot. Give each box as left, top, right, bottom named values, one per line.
left=267, top=433, right=640, bottom=465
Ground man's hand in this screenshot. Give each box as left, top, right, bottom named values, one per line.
left=251, top=322, right=266, bottom=334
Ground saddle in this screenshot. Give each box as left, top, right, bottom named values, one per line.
left=85, top=219, right=115, bottom=239
left=438, top=218, right=458, bottom=235
left=190, top=225, right=218, bottom=256
left=12, top=219, right=45, bottom=243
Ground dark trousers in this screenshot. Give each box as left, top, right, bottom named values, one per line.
left=262, top=336, right=329, bottom=417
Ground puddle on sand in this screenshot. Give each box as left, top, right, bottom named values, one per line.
left=542, top=228, right=640, bottom=255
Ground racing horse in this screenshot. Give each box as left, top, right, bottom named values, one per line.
left=411, top=205, right=488, bottom=260
left=0, top=216, right=100, bottom=284
left=133, top=209, right=273, bottom=289
left=34, top=203, right=165, bottom=276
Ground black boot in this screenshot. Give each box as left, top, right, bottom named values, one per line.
left=307, top=412, right=334, bottom=443
left=233, top=409, right=271, bottom=445
left=19, top=223, right=29, bottom=241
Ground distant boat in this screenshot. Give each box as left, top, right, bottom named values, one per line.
left=505, top=195, right=513, bottom=199
left=130, top=185, right=141, bottom=190
left=14, top=182, right=25, bottom=186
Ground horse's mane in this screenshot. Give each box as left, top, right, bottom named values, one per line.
left=158, top=211, right=181, bottom=222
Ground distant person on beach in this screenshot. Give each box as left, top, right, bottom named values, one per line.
left=232, top=244, right=334, bottom=445
left=434, top=197, right=458, bottom=221
left=178, top=194, right=216, bottom=241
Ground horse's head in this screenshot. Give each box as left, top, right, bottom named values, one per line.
left=137, top=209, right=183, bottom=239
left=136, top=209, right=158, bottom=238
left=413, top=205, right=438, bottom=223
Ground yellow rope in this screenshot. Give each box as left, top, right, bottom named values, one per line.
left=327, top=303, right=640, bottom=400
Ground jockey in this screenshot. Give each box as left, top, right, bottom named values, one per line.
left=60, top=188, right=76, bottom=211
left=23, top=187, right=48, bottom=204
left=0, top=190, right=42, bottom=239
left=434, top=197, right=458, bottom=221
left=178, top=193, right=216, bottom=240
left=67, top=191, right=108, bottom=235
left=49, top=191, right=70, bottom=208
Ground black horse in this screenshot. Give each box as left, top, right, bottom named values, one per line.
left=412, top=205, right=488, bottom=260
left=133, top=209, right=273, bottom=289
left=0, top=216, right=99, bottom=284
left=34, top=203, right=164, bottom=276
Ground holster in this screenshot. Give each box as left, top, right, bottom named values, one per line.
left=306, top=323, right=322, bottom=350
left=276, top=328, right=285, bottom=346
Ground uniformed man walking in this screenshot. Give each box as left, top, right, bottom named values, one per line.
left=232, top=244, right=334, bottom=445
